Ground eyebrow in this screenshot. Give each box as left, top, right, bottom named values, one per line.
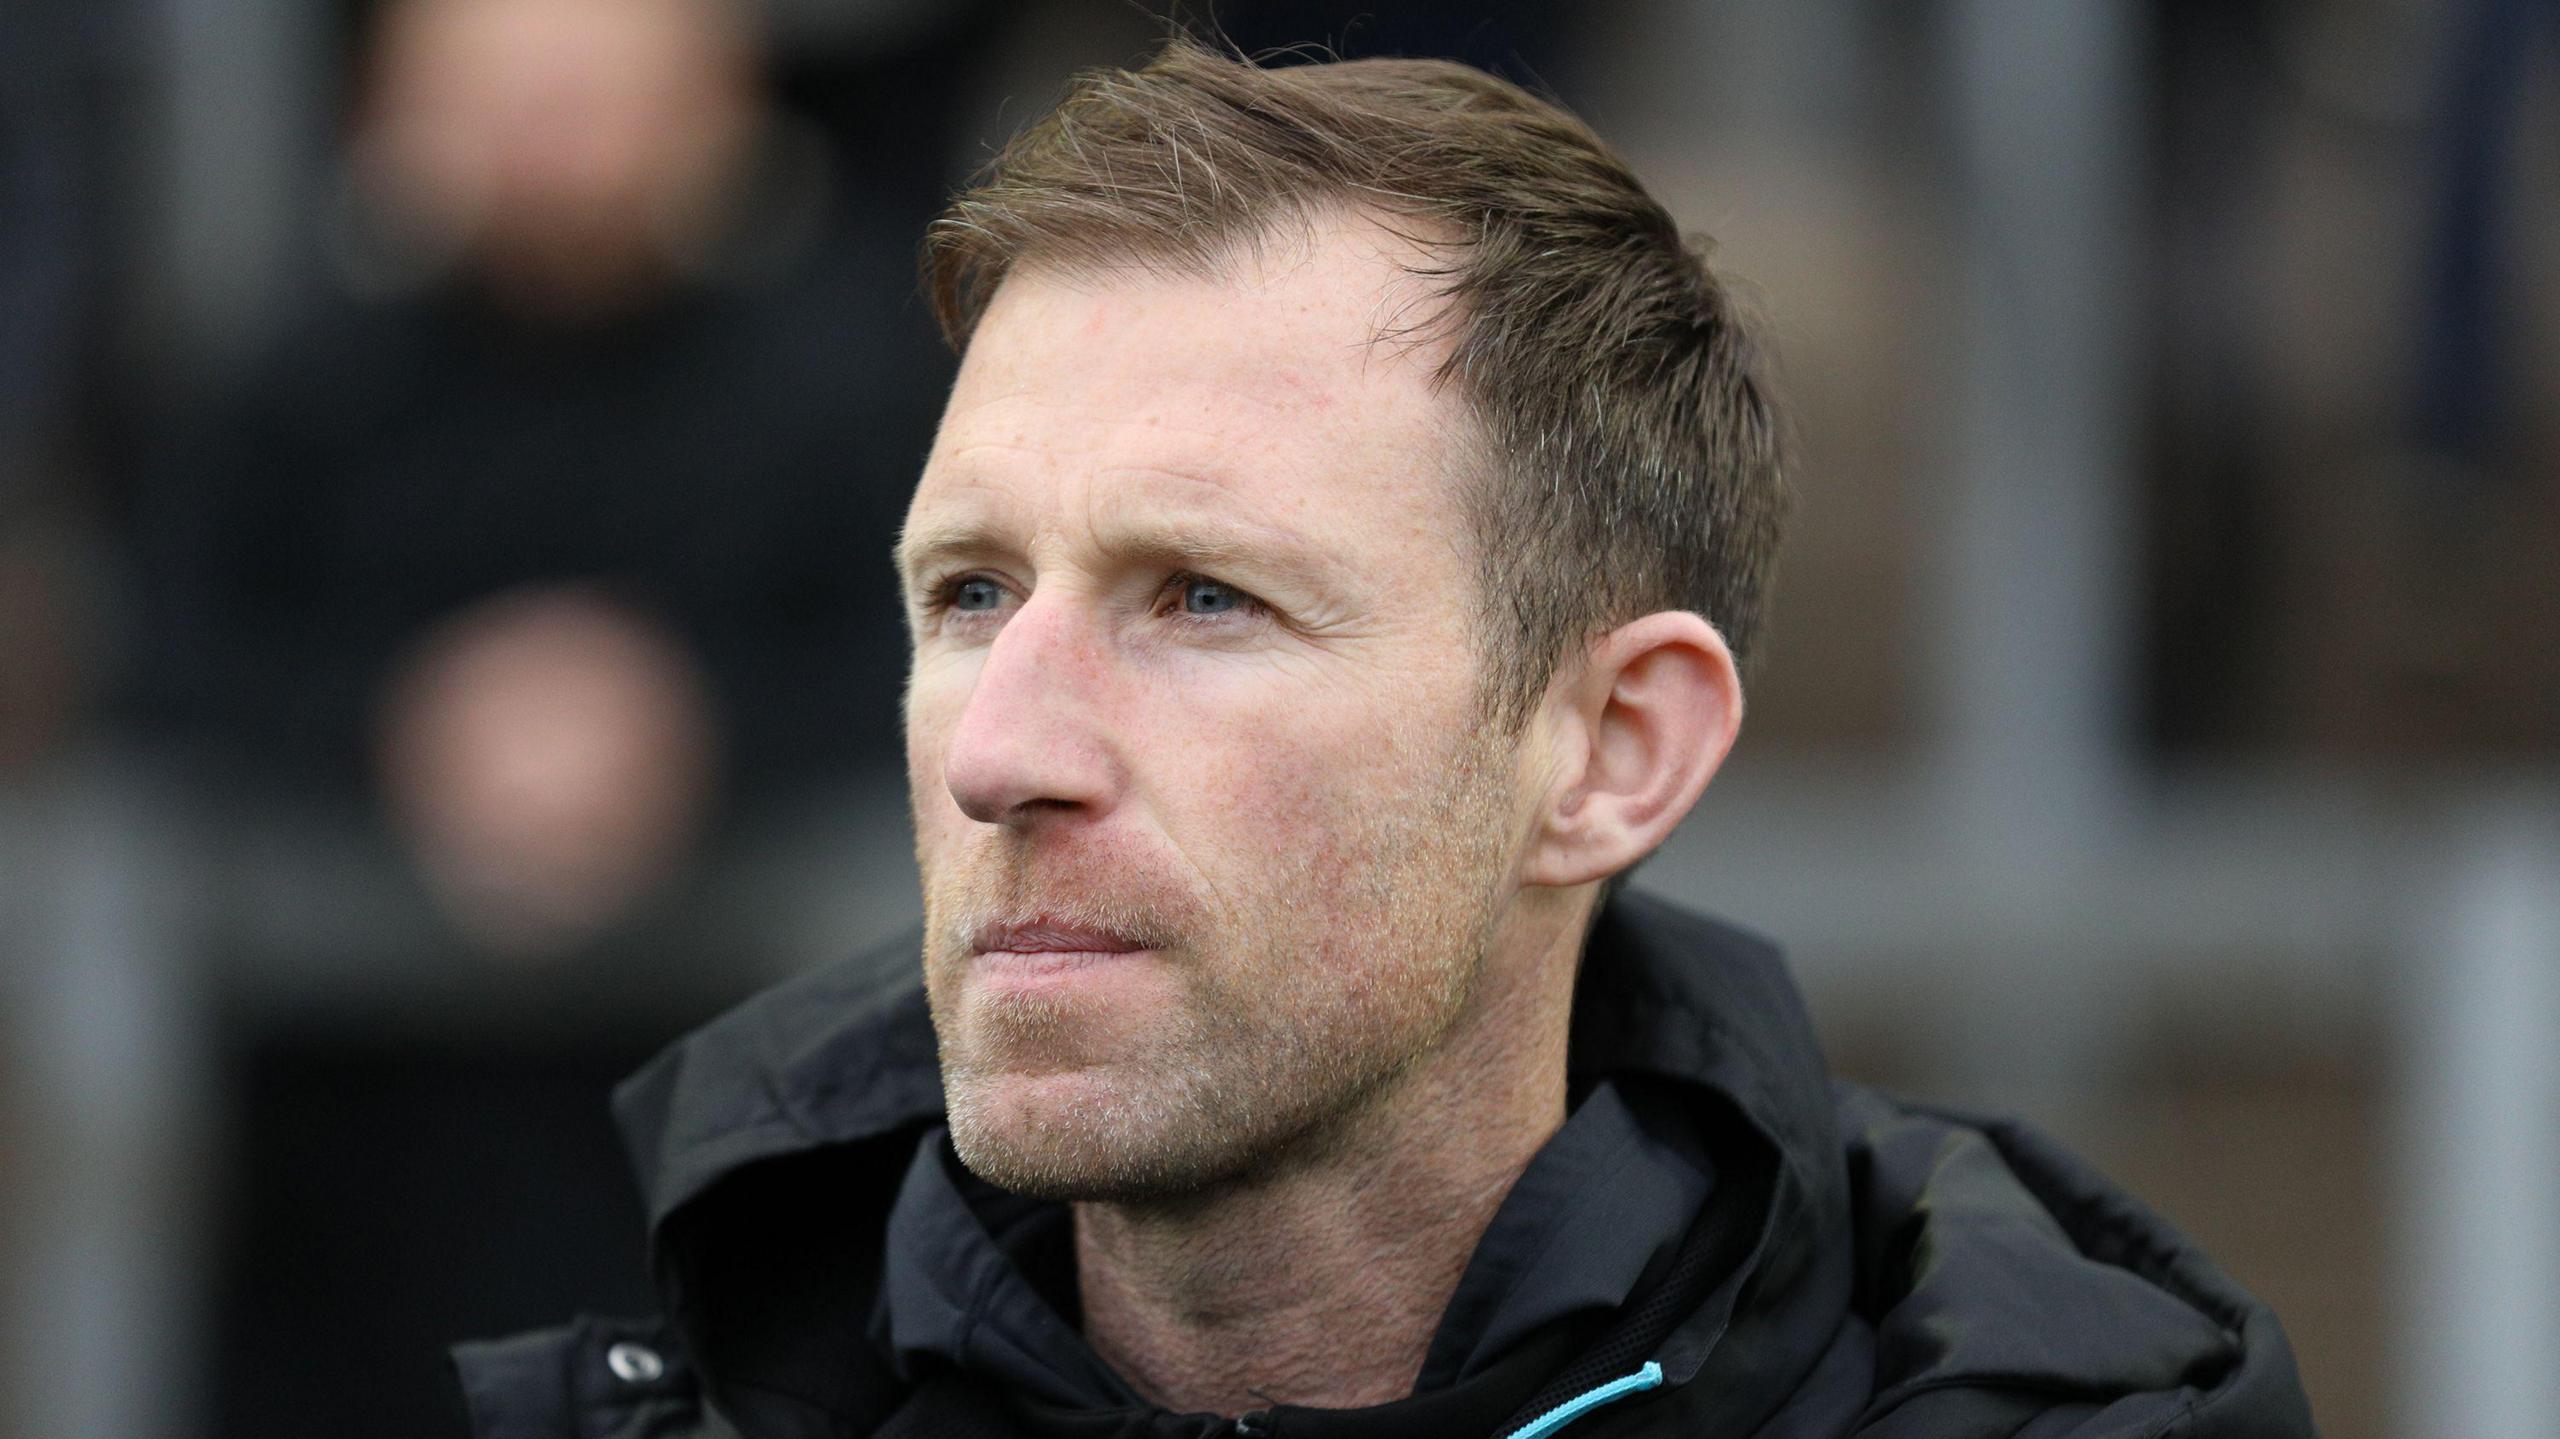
left=893, top=520, right=1008, bottom=585
left=895, top=510, right=1352, bottom=595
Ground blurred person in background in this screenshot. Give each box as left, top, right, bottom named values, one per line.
left=128, top=0, right=945, bottom=958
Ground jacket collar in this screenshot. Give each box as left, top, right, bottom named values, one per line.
left=608, top=892, right=1850, bottom=1432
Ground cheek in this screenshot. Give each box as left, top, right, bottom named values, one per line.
left=1147, top=686, right=1439, bottom=892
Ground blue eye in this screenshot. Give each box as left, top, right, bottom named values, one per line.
left=952, top=577, right=1005, bottom=612
left=1180, top=578, right=1244, bottom=615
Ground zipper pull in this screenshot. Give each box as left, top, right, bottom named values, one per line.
left=1231, top=1410, right=1273, bottom=1438
left=1499, top=1362, right=1664, bottom=1439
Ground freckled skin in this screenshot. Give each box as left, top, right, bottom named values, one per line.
left=900, top=213, right=1592, bottom=1411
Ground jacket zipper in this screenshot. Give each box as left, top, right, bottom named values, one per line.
left=1217, top=1360, right=1660, bottom=1439
left=1496, top=1361, right=1665, bottom=1439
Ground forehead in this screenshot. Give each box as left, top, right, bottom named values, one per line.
left=916, top=213, right=1471, bottom=537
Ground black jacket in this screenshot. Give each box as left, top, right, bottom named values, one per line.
left=453, top=893, right=2320, bottom=1437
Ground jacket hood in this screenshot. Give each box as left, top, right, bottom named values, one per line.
left=561, top=891, right=2316, bottom=1438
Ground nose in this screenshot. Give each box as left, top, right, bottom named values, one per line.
left=938, top=592, right=1127, bottom=826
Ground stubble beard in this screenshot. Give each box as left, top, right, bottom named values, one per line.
left=918, top=729, right=1520, bottom=1204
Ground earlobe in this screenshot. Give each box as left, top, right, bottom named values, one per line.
left=1521, top=612, right=1741, bottom=890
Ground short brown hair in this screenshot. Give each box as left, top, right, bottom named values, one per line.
left=923, top=37, right=1788, bottom=727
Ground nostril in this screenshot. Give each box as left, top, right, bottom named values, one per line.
left=945, top=725, right=1115, bottom=825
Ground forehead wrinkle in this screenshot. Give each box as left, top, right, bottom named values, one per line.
left=899, top=460, right=1344, bottom=583
left=1083, top=480, right=1355, bottom=592
left=926, top=391, right=1341, bottom=518
left=931, top=429, right=1396, bottom=531
left=968, top=285, right=1447, bottom=441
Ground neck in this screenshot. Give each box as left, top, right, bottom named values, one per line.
left=1072, top=895, right=1587, bottom=1416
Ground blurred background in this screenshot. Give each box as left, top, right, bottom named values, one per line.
left=0, top=0, right=2553, bottom=1434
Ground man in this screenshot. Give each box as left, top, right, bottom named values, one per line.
left=455, top=39, right=2318, bottom=1439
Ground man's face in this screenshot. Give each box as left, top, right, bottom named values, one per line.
left=900, top=216, right=1530, bottom=1201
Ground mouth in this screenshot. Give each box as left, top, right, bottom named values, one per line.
left=967, top=917, right=1156, bottom=984
left=972, top=917, right=1148, bottom=956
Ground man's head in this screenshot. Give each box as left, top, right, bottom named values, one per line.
left=899, top=40, right=1785, bottom=1203
left=353, top=0, right=760, bottom=317
left=924, top=38, right=1787, bottom=727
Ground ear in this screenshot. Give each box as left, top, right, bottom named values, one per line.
left=1520, top=611, right=1742, bottom=891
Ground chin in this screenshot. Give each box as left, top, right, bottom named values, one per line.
left=942, top=1066, right=1271, bottom=1203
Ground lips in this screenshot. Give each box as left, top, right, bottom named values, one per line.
left=963, top=918, right=1157, bottom=995
left=971, top=919, right=1147, bottom=957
